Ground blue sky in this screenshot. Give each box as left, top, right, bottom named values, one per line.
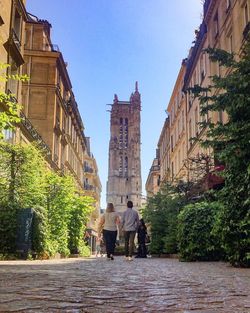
left=26, top=0, right=202, bottom=209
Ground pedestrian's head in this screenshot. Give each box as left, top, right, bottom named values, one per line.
left=127, top=201, right=133, bottom=208
left=140, top=218, right=145, bottom=226
left=106, top=202, right=115, bottom=212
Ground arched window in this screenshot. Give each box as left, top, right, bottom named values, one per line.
left=124, top=156, right=128, bottom=175
left=119, top=156, right=123, bottom=175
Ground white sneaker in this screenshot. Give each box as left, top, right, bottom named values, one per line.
left=128, top=256, right=133, bottom=261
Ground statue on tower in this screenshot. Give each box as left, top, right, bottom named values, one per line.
left=114, top=94, right=118, bottom=104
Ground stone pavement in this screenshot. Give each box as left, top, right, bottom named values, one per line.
left=0, top=256, right=250, bottom=313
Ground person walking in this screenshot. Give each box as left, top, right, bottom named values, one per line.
left=98, top=203, right=120, bottom=260
left=95, top=234, right=103, bottom=257
left=121, top=201, right=139, bottom=261
left=136, top=219, right=148, bottom=258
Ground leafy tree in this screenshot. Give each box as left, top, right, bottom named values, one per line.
left=0, top=143, right=48, bottom=256
left=68, top=194, right=93, bottom=256
left=143, top=183, right=186, bottom=255
left=0, top=142, right=47, bottom=206
left=0, top=63, right=28, bottom=140
left=189, top=39, right=250, bottom=267
left=0, top=142, right=94, bottom=258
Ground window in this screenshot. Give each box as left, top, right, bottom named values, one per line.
left=200, top=53, right=206, bottom=82
left=181, top=110, right=185, bottom=132
left=244, top=3, right=249, bottom=26
left=218, top=110, right=223, bottom=123
left=226, top=0, right=231, bottom=11
left=13, top=8, right=21, bottom=40
left=171, top=135, right=173, bottom=152
left=188, top=92, right=194, bottom=110
left=178, top=150, right=181, bottom=170
left=3, top=129, right=14, bottom=143
left=178, top=118, right=181, bottom=138
left=119, top=156, right=123, bottom=176
left=228, top=33, right=233, bottom=53
left=189, top=119, right=192, bottom=147
left=195, top=107, right=199, bottom=136
left=124, top=156, right=128, bottom=175
left=214, top=12, right=219, bottom=37
left=6, top=58, right=18, bottom=95
left=193, top=70, right=196, bottom=85
left=0, top=15, right=4, bottom=26
left=53, top=133, right=59, bottom=163
left=124, top=122, right=128, bottom=149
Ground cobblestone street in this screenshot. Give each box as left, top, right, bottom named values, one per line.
left=0, top=257, right=250, bottom=313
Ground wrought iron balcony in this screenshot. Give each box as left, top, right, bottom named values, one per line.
left=3, top=29, right=24, bottom=67
left=20, top=111, right=52, bottom=158
left=243, top=22, right=250, bottom=40
left=150, top=165, right=160, bottom=172
left=84, top=166, right=94, bottom=173
left=84, top=183, right=95, bottom=191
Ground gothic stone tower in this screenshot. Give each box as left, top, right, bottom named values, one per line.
left=107, top=82, right=142, bottom=213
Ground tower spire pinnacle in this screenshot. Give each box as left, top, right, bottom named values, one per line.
left=135, top=81, right=138, bottom=92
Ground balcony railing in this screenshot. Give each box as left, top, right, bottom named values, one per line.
left=150, top=165, right=160, bottom=172
left=20, top=111, right=52, bottom=158
left=84, top=166, right=94, bottom=173
left=243, top=22, right=250, bottom=40
left=11, top=29, right=21, bottom=51
left=84, top=183, right=95, bottom=191
left=3, top=29, right=24, bottom=66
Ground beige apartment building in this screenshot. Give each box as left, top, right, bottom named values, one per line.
left=146, top=0, right=250, bottom=196
left=145, top=149, right=160, bottom=198
left=22, top=14, right=88, bottom=188
left=0, top=0, right=28, bottom=142
left=167, top=62, right=187, bottom=183
left=22, top=13, right=102, bottom=233
left=1, top=2, right=102, bottom=238
left=83, top=137, right=102, bottom=227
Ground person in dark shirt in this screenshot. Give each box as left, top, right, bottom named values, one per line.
left=136, top=219, right=148, bottom=258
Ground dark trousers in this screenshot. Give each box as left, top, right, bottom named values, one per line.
left=124, top=231, right=136, bottom=257
left=137, top=243, right=147, bottom=258
left=103, top=229, right=117, bottom=258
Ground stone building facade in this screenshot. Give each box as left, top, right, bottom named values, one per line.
left=107, top=83, right=142, bottom=212
left=145, top=149, right=160, bottom=198
left=0, top=0, right=27, bottom=143
left=22, top=14, right=88, bottom=188
left=1, top=2, right=102, bottom=235
left=146, top=0, right=250, bottom=196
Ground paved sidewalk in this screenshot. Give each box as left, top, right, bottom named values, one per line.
left=0, top=256, right=250, bottom=312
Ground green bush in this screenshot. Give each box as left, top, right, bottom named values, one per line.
left=143, top=183, right=185, bottom=255
left=0, top=204, right=17, bottom=253
left=178, top=201, right=224, bottom=261
left=68, top=195, right=93, bottom=255
left=0, top=143, right=95, bottom=259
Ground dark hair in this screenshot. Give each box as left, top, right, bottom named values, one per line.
left=127, top=201, right=133, bottom=208
left=106, top=202, right=115, bottom=212
left=140, top=218, right=147, bottom=230
left=140, top=218, right=146, bottom=227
